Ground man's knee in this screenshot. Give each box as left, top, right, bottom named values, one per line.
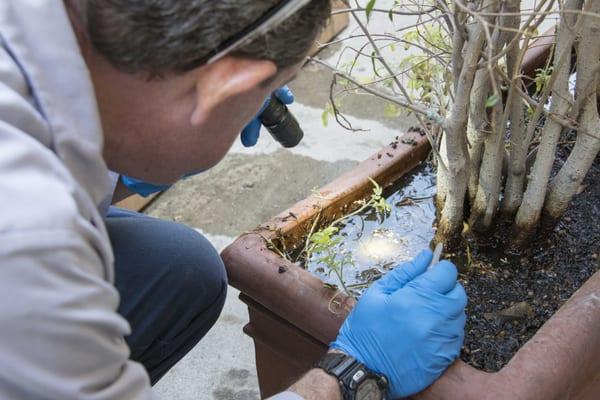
left=107, top=209, right=228, bottom=381
left=163, top=223, right=228, bottom=310
left=108, top=209, right=228, bottom=308
left=108, top=211, right=228, bottom=314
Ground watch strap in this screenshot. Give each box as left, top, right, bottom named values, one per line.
left=316, top=353, right=388, bottom=400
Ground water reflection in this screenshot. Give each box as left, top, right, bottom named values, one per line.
left=306, top=163, right=437, bottom=296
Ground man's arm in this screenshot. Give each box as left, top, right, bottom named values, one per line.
left=0, top=228, right=155, bottom=399
left=0, top=87, right=154, bottom=397
left=287, top=369, right=342, bottom=400
left=267, top=369, right=340, bottom=400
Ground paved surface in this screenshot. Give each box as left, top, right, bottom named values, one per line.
left=148, top=3, right=416, bottom=399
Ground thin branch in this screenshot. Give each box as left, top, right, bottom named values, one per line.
left=331, top=6, right=437, bottom=17
left=349, top=9, right=448, bottom=171
left=329, top=75, right=367, bottom=132
left=311, top=58, right=439, bottom=118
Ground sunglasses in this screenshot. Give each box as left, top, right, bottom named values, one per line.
left=197, top=0, right=313, bottom=65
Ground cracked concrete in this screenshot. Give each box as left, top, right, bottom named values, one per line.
left=147, top=151, right=357, bottom=238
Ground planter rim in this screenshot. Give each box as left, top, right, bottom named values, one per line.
left=223, top=129, right=431, bottom=343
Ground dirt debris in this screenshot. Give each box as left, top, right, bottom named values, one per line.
left=459, top=159, right=600, bottom=371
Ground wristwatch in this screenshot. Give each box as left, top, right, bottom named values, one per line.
left=316, top=352, right=389, bottom=400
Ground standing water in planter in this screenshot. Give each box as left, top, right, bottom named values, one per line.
left=305, top=163, right=437, bottom=297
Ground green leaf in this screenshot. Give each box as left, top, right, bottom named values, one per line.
left=377, top=198, right=391, bottom=213
left=310, top=227, right=339, bottom=245
left=322, top=226, right=339, bottom=236
left=321, top=109, right=329, bottom=127
left=368, top=177, right=383, bottom=197
left=366, top=0, right=376, bottom=21
left=322, top=103, right=334, bottom=128
left=526, top=105, right=535, bottom=119
left=388, top=8, right=394, bottom=22
left=534, top=67, right=553, bottom=95
left=337, top=77, right=349, bottom=87
left=370, top=51, right=382, bottom=78
left=485, top=94, right=500, bottom=108
left=384, top=103, right=400, bottom=118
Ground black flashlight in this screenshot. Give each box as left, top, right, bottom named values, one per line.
left=258, top=94, right=304, bottom=148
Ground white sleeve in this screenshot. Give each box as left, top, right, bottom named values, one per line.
left=0, top=229, right=155, bottom=400
left=267, top=392, right=306, bottom=400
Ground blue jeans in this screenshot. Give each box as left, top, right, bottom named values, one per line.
left=105, top=207, right=227, bottom=384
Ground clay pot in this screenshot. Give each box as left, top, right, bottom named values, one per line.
left=221, top=129, right=600, bottom=399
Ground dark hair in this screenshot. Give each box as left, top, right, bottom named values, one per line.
left=80, top=0, right=331, bottom=75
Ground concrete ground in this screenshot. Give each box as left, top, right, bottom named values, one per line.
left=148, top=3, right=415, bottom=399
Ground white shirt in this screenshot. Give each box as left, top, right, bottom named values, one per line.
left=0, top=1, right=154, bottom=398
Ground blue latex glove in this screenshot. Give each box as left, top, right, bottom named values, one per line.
left=331, top=249, right=467, bottom=398
left=240, top=85, right=294, bottom=147
left=120, top=175, right=172, bottom=197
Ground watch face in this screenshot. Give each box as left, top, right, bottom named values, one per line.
left=356, top=378, right=383, bottom=400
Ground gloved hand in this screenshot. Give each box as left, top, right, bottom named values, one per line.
left=330, top=249, right=467, bottom=398
left=240, top=85, right=294, bottom=147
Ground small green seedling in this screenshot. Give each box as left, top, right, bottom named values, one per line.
left=305, top=179, right=391, bottom=297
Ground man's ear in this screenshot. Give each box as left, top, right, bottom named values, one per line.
left=190, top=57, right=278, bottom=126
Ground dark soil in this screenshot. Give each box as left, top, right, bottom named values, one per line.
left=458, top=161, right=600, bottom=371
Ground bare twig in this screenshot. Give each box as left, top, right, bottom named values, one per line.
left=349, top=9, right=448, bottom=171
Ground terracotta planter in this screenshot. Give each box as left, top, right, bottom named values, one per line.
left=221, top=130, right=600, bottom=399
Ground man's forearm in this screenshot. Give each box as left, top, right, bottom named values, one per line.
left=269, top=369, right=341, bottom=400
